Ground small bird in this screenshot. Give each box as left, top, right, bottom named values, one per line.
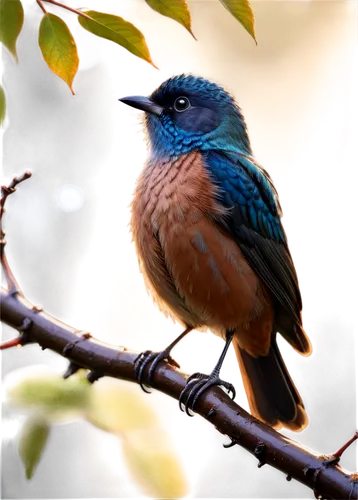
left=120, top=75, right=312, bottom=431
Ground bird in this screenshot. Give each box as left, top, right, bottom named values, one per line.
left=119, top=74, right=312, bottom=431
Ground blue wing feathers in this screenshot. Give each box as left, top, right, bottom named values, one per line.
left=203, top=150, right=305, bottom=350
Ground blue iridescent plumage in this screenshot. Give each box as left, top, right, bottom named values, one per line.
left=146, top=74, right=252, bottom=158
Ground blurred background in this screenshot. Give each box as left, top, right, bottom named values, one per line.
left=0, top=0, right=358, bottom=500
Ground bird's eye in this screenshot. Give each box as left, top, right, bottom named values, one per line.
left=174, top=96, right=190, bottom=112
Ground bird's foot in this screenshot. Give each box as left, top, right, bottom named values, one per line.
left=134, top=349, right=180, bottom=393
left=179, top=371, right=236, bottom=416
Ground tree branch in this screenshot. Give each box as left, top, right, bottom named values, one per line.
left=1, top=287, right=357, bottom=500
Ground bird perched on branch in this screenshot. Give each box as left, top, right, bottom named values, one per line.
left=120, top=74, right=312, bottom=431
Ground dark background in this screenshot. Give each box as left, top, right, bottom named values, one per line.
left=0, top=2, right=358, bottom=500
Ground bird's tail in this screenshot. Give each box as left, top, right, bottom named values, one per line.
left=233, top=334, right=308, bottom=431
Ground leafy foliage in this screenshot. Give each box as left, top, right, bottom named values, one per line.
left=0, top=0, right=256, bottom=99
left=5, top=369, right=192, bottom=498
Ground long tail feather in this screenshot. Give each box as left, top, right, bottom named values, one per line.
left=233, top=334, right=308, bottom=431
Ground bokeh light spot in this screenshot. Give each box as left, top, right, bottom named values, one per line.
left=57, top=185, right=84, bottom=212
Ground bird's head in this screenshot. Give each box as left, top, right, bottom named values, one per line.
left=119, top=74, right=252, bottom=159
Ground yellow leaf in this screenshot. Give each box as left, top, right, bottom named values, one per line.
left=145, top=0, right=195, bottom=39
left=87, top=379, right=188, bottom=497
left=17, top=416, right=51, bottom=481
left=0, top=84, right=5, bottom=126
left=78, top=10, right=157, bottom=68
left=219, top=0, right=256, bottom=43
left=123, top=428, right=188, bottom=498
left=0, top=0, right=24, bottom=61
left=38, top=13, right=79, bottom=94
left=87, top=378, right=158, bottom=433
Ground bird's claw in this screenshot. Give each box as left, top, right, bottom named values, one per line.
left=134, top=349, right=180, bottom=393
left=179, top=372, right=236, bottom=416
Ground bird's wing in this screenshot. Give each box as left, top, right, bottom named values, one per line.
left=203, top=150, right=310, bottom=354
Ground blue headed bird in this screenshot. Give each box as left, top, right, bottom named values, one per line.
left=119, top=74, right=312, bottom=431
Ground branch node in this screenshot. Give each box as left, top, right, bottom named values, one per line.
left=206, top=407, right=217, bottom=419
left=62, top=331, right=92, bottom=357
left=221, top=434, right=237, bottom=450
left=303, top=466, right=315, bottom=478
left=62, top=362, right=81, bottom=379
left=17, top=318, right=34, bottom=346
left=350, top=473, right=358, bottom=481
left=87, top=370, right=104, bottom=384
left=17, top=317, right=33, bottom=332
left=32, top=305, right=43, bottom=313
left=254, top=441, right=267, bottom=468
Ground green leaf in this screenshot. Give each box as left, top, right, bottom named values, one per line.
left=38, top=13, right=79, bottom=94
left=78, top=10, right=157, bottom=68
left=0, top=0, right=24, bottom=61
left=145, top=0, right=195, bottom=39
left=219, top=0, right=256, bottom=43
left=0, top=84, right=5, bottom=126
left=5, top=366, right=91, bottom=422
left=18, top=415, right=51, bottom=479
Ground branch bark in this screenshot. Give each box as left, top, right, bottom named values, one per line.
left=1, top=287, right=357, bottom=500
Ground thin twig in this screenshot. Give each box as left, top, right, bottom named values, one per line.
left=0, top=171, right=32, bottom=295
left=36, top=0, right=47, bottom=14
left=1, top=287, right=357, bottom=500
left=0, top=170, right=32, bottom=351
left=41, top=0, right=93, bottom=20
left=0, top=336, right=22, bottom=350
left=331, top=432, right=358, bottom=462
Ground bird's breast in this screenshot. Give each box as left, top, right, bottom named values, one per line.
left=131, top=151, right=272, bottom=352
left=132, top=151, right=224, bottom=229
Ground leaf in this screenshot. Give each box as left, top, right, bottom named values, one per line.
left=38, top=13, right=79, bottom=94
left=117, top=430, right=193, bottom=499
left=219, top=0, right=256, bottom=43
left=0, top=84, right=5, bottom=126
left=87, top=379, right=188, bottom=497
left=145, top=0, right=195, bottom=39
left=78, top=10, right=157, bottom=68
left=4, top=365, right=91, bottom=422
left=0, top=0, right=24, bottom=61
left=18, top=415, right=51, bottom=479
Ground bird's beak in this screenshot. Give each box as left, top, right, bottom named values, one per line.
left=118, top=96, right=164, bottom=117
